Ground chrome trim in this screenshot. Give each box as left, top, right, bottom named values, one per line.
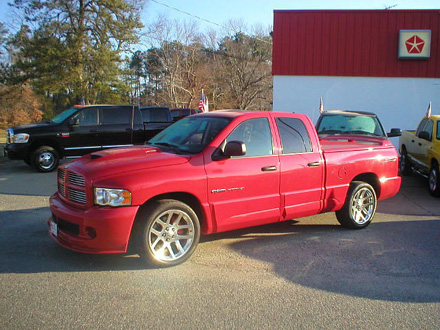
left=64, top=144, right=134, bottom=151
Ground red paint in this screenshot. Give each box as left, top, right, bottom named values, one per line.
left=273, top=10, right=440, bottom=78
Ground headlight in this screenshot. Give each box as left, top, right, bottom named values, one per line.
left=13, top=133, right=30, bottom=143
left=94, top=188, right=132, bottom=207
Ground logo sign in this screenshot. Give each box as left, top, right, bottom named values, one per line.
left=398, top=30, right=431, bottom=59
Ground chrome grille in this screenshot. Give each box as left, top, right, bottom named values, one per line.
left=58, top=168, right=65, bottom=181
left=58, top=168, right=87, bottom=205
left=58, top=182, right=66, bottom=197
left=68, top=172, right=85, bottom=186
left=68, top=188, right=86, bottom=204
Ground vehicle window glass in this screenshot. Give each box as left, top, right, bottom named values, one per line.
left=276, top=117, right=312, bottom=153
left=100, top=107, right=131, bottom=125
left=416, top=118, right=428, bottom=136
left=182, top=109, right=190, bottom=116
left=51, top=107, right=78, bottom=124
left=437, top=121, right=440, bottom=140
left=72, top=107, right=98, bottom=126
left=141, top=108, right=168, bottom=122
left=317, top=114, right=384, bottom=136
left=225, top=118, right=273, bottom=157
left=424, top=119, right=433, bottom=140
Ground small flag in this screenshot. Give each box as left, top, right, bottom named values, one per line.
left=319, top=96, right=324, bottom=113
left=426, top=101, right=432, bottom=117
left=199, top=89, right=209, bottom=113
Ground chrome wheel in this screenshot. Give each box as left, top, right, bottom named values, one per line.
left=336, top=181, right=377, bottom=229
left=148, top=208, right=196, bottom=263
left=350, top=187, right=375, bottom=225
left=429, top=165, right=440, bottom=196
left=32, top=146, right=59, bottom=172
left=38, top=151, right=55, bottom=170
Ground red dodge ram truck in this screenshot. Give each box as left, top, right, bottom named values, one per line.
left=49, top=111, right=401, bottom=267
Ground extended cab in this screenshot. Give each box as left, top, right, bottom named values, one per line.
left=399, top=115, right=440, bottom=196
left=4, top=104, right=173, bottom=172
left=48, top=111, right=401, bottom=267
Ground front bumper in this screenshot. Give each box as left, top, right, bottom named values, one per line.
left=4, top=143, right=29, bottom=160
left=49, top=193, right=140, bottom=254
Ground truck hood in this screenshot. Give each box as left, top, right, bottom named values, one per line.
left=62, top=145, right=190, bottom=179
left=9, top=121, right=56, bottom=132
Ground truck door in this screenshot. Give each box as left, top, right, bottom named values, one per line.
left=64, top=106, right=101, bottom=157
left=275, top=116, right=325, bottom=219
left=98, top=106, right=137, bottom=148
left=205, top=117, right=281, bottom=232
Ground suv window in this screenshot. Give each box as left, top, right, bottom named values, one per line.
left=276, top=117, right=312, bottom=154
left=100, top=107, right=132, bottom=125
left=226, top=118, right=273, bottom=157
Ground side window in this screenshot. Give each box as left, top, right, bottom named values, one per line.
left=416, top=118, right=428, bottom=137
left=100, top=107, right=131, bottom=125
left=73, top=107, right=98, bottom=126
left=424, top=119, right=434, bottom=140
left=226, top=118, right=273, bottom=157
left=276, top=117, right=312, bottom=154
left=437, top=121, right=440, bottom=140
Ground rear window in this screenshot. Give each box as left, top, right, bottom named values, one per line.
left=276, top=117, right=312, bottom=154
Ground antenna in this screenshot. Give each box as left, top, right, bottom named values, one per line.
left=385, top=4, right=398, bottom=10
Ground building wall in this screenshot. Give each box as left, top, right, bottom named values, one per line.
left=273, top=75, right=440, bottom=138
left=272, top=10, right=440, bottom=141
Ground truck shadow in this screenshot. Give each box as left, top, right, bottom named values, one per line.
left=1, top=206, right=439, bottom=303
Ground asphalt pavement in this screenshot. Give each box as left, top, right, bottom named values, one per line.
left=0, top=158, right=439, bottom=330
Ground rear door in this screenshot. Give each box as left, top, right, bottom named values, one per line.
left=275, top=116, right=325, bottom=219
left=205, top=117, right=281, bottom=232
left=98, top=106, right=136, bottom=148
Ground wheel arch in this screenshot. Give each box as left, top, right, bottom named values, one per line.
left=127, top=192, right=206, bottom=252
left=28, top=139, right=64, bottom=158
left=351, top=173, right=380, bottom=198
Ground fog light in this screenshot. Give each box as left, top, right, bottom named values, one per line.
left=85, top=227, right=97, bottom=239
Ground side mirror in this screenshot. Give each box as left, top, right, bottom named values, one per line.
left=212, top=140, right=246, bottom=161
left=418, top=131, right=431, bottom=141
left=224, top=141, right=246, bottom=157
left=387, top=128, right=401, bottom=137
left=69, top=118, right=80, bottom=126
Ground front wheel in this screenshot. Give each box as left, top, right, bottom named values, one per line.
left=399, top=148, right=412, bottom=176
left=31, top=146, right=59, bottom=172
left=137, top=199, right=200, bottom=267
left=428, top=164, right=440, bottom=197
left=336, top=181, right=377, bottom=229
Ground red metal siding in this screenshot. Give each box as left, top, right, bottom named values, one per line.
left=272, top=10, right=440, bottom=78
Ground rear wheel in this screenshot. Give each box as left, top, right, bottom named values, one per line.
left=137, top=199, right=200, bottom=267
left=336, top=181, right=377, bottom=229
left=399, top=148, right=412, bottom=176
left=428, top=164, right=440, bottom=197
left=31, top=146, right=59, bottom=172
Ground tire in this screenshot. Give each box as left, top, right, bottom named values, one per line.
left=31, top=146, right=59, bottom=172
left=399, top=148, right=412, bottom=176
left=336, top=181, right=377, bottom=229
left=428, top=164, right=440, bottom=197
left=137, top=199, right=200, bottom=267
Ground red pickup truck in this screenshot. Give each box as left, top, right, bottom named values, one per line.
left=49, top=111, right=401, bottom=267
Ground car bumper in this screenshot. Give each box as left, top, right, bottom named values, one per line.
left=378, top=176, right=402, bottom=201
left=49, top=193, right=140, bottom=254
left=4, top=143, right=29, bottom=160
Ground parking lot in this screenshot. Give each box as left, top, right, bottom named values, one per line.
left=0, top=158, right=439, bottom=329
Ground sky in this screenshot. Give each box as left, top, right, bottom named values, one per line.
left=1, top=0, right=439, bottom=33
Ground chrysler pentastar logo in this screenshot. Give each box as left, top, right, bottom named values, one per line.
left=405, top=35, right=425, bottom=54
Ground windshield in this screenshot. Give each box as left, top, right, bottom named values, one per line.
left=317, top=114, right=386, bottom=137
left=149, top=115, right=232, bottom=154
left=51, top=107, right=79, bottom=124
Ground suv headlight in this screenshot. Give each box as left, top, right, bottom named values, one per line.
left=94, top=188, right=132, bottom=207
left=13, top=133, right=30, bottom=143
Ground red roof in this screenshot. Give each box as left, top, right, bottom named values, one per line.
left=272, top=10, right=440, bottom=78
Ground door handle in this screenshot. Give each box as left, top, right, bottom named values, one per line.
left=261, top=166, right=277, bottom=171
left=90, top=129, right=99, bottom=133
left=308, top=161, right=320, bottom=167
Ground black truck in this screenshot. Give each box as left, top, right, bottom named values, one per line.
left=4, top=104, right=173, bottom=172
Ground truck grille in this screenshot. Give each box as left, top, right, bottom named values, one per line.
left=57, top=168, right=87, bottom=205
